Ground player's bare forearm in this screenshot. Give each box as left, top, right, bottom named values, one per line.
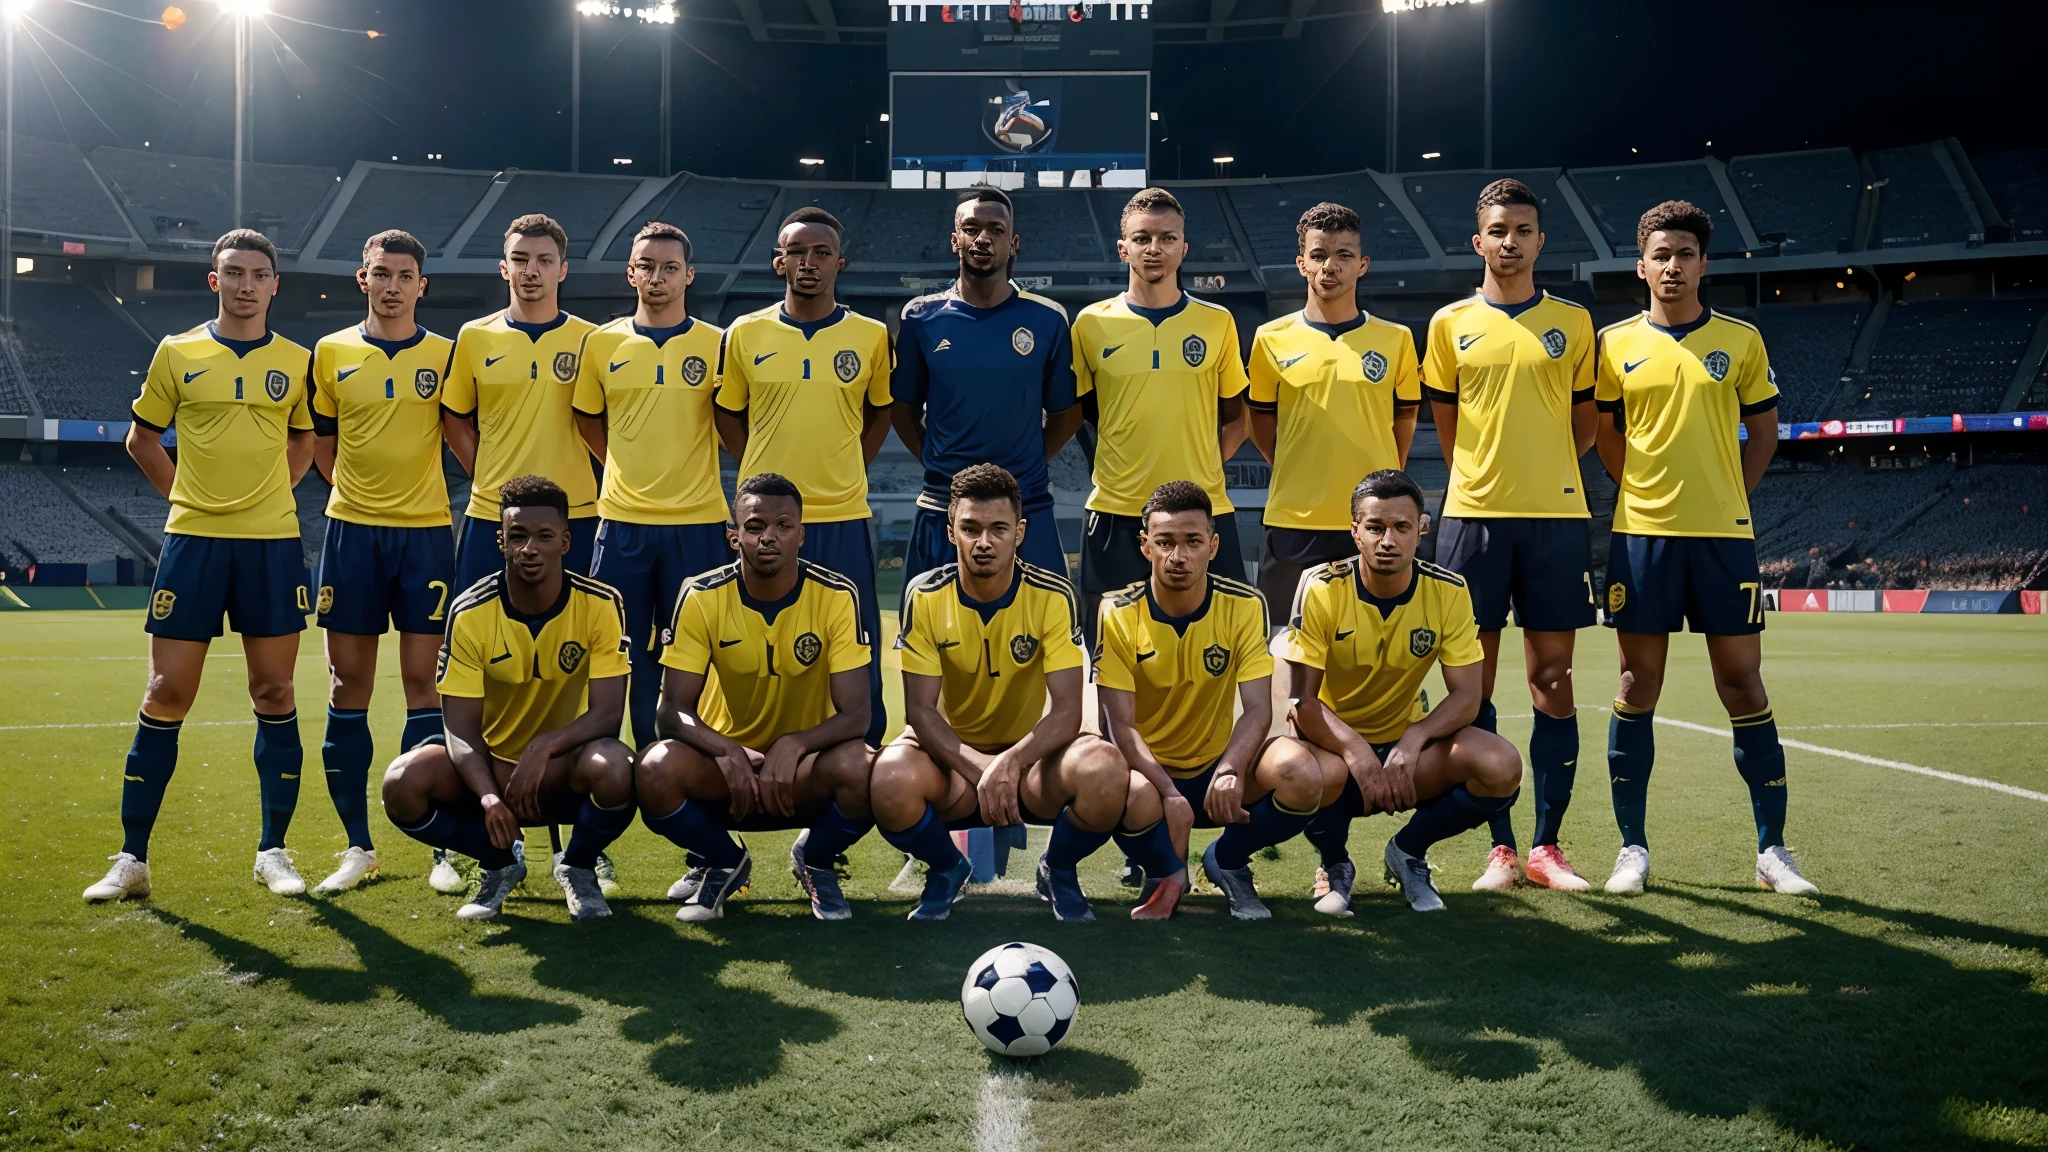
left=1417, top=662, right=1483, bottom=741
left=890, top=403, right=925, bottom=460
left=1043, top=405, right=1082, bottom=460
left=1216, top=678, right=1273, bottom=777
left=1394, top=408, right=1419, bottom=469
left=904, top=675, right=993, bottom=784
left=1595, top=417, right=1627, bottom=485
left=1098, top=686, right=1177, bottom=799
left=125, top=425, right=176, bottom=498
left=1429, top=400, right=1458, bottom=464
left=1247, top=409, right=1277, bottom=464
left=861, top=402, right=891, bottom=464
left=657, top=669, right=749, bottom=760
left=286, top=430, right=315, bottom=486
left=313, top=435, right=338, bottom=486
left=1571, top=400, right=1598, bottom=459
left=781, top=667, right=870, bottom=755
left=440, top=411, right=477, bottom=476
left=442, top=696, right=501, bottom=800
left=1741, top=411, right=1778, bottom=494
left=575, top=411, right=608, bottom=464
left=714, top=407, right=748, bottom=461
left=1290, top=665, right=1371, bottom=760
left=526, top=676, right=627, bottom=762
left=1218, top=396, right=1248, bottom=462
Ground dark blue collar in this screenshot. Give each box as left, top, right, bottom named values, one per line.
left=207, top=321, right=273, bottom=358
left=360, top=324, right=426, bottom=359
left=499, top=572, right=571, bottom=637
left=956, top=563, right=1022, bottom=626
left=1352, top=562, right=1418, bottom=618
left=1125, top=293, right=1189, bottom=326
left=1480, top=292, right=1543, bottom=321
left=738, top=562, right=806, bottom=627
left=1303, top=313, right=1368, bottom=340
left=1146, top=577, right=1214, bottom=636
left=506, top=311, right=569, bottom=341
left=1647, top=310, right=1713, bottom=341
left=777, top=304, right=848, bottom=340
left=634, top=317, right=695, bottom=347
left=944, top=287, right=1017, bottom=320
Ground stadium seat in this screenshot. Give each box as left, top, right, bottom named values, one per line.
left=1727, top=148, right=1861, bottom=255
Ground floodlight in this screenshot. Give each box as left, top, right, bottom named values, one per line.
left=1, top=0, right=35, bottom=25
left=217, top=0, right=268, bottom=16
left=1421, top=151, right=1441, bottom=159
left=1212, top=156, right=1234, bottom=164
left=1382, top=0, right=1482, bottom=10
left=799, top=158, right=825, bottom=166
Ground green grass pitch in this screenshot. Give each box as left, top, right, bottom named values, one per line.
left=2, top=609, right=2045, bottom=1150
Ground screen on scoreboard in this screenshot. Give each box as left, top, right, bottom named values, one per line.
left=890, top=73, right=1148, bottom=177
left=888, top=2, right=1152, bottom=72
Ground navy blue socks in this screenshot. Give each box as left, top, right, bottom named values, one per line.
left=1731, top=708, right=1788, bottom=851
left=120, top=712, right=181, bottom=862
left=1211, top=794, right=1317, bottom=870
left=1395, top=785, right=1517, bottom=860
left=562, top=796, right=636, bottom=869
left=1474, top=699, right=1518, bottom=850
left=394, top=804, right=517, bottom=871
left=880, top=803, right=966, bottom=869
left=1302, top=783, right=1364, bottom=867
left=643, top=799, right=745, bottom=868
left=1111, top=818, right=1183, bottom=878
left=804, top=802, right=874, bottom=863
left=399, top=707, right=443, bottom=752
left=1608, top=699, right=1656, bottom=848
left=1045, top=808, right=1113, bottom=871
left=1529, top=708, right=1579, bottom=847
left=253, top=710, right=302, bottom=852
left=321, top=707, right=375, bottom=850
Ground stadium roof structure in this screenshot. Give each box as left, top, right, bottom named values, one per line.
left=678, top=0, right=1380, bottom=43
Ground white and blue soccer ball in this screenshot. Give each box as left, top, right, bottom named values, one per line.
left=960, top=941, right=1079, bottom=1057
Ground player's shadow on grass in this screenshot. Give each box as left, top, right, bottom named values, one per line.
left=998, top=1046, right=1143, bottom=1099
left=153, top=905, right=578, bottom=1035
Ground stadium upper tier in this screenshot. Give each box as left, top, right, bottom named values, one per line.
left=1854, top=298, right=2045, bottom=417
left=88, top=147, right=338, bottom=254
left=1569, top=160, right=1749, bottom=257
left=1751, top=460, right=2046, bottom=591
left=1973, top=149, right=2048, bottom=243
left=1728, top=148, right=1862, bottom=256
left=1868, top=143, right=1980, bottom=249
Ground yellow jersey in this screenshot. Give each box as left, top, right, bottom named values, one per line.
left=442, top=309, right=600, bottom=523
left=572, top=316, right=728, bottom=525
left=310, top=324, right=455, bottom=528
left=1595, top=311, right=1778, bottom=539
left=1070, top=293, right=1249, bottom=516
left=1094, top=574, right=1272, bottom=774
left=895, top=562, right=1085, bottom=750
left=1247, top=311, right=1422, bottom=531
left=714, top=305, right=893, bottom=524
left=436, top=571, right=631, bottom=760
left=660, top=560, right=870, bottom=748
left=130, top=323, right=313, bottom=540
left=1271, top=558, right=1483, bottom=744
left=1422, top=292, right=1594, bottom=519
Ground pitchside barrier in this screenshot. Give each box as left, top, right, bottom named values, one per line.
left=1764, top=589, right=2042, bottom=614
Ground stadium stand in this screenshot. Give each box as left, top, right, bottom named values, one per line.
left=1226, top=175, right=1430, bottom=266
left=1008, top=190, right=1108, bottom=263
left=89, top=147, right=338, bottom=253
left=1972, top=149, right=2048, bottom=242
left=1868, top=143, right=1976, bottom=248
left=0, top=134, right=132, bottom=241
left=1752, top=460, right=2047, bottom=590
left=1401, top=169, right=1597, bottom=262
left=457, top=173, right=641, bottom=259
left=841, top=189, right=957, bottom=265
left=1569, top=161, right=1745, bottom=256
left=1854, top=297, right=2045, bottom=416
left=1726, top=148, right=1861, bottom=255
left=0, top=465, right=132, bottom=566
left=58, top=464, right=168, bottom=551
left=120, top=294, right=220, bottom=341
left=316, top=167, right=494, bottom=260
left=602, top=175, right=779, bottom=264
left=1742, top=302, right=1868, bottom=422
left=1864, top=462, right=2048, bottom=589
left=10, top=283, right=157, bottom=419
left=1148, top=186, right=1242, bottom=262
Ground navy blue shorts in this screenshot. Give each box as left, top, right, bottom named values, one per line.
left=455, top=514, right=597, bottom=591
left=905, top=498, right=1070, bottom=585
left=1323, top=740, right=1403, bottom=820
left=1604, top=532, right=1766, bottom=636
left=1257, top=527, right=1356, bottom=631
left=147, top=534, right=309, bottom=641
left=316, top=519, right=458, bottom=636
left=591, top=520, right=732, bottom=650
left=1435, top=516, right=1595, bottom=632
left=798, top=518, right=885, bottom=748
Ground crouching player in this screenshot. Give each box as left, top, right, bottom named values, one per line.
left=634, top=473, right=876, bottom=922
left=380, top=475, right=638, bottom=921
left=1279, top=470, right=1523, bottom=913
left=872, top=463, right=1136, bottom=922
left=1096, top=481, right=1332, bottom=921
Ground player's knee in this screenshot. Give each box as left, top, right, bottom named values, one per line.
left=1618, top=664, right=1664, bottom=707
left=633, top=738, right=691, bottom=794
left=819, top=740, right=875, bottom=797
left=581, top=738, right=636, bottom=793
left=141, top=670, right=197, bottom=720
left=248, top=675, right=294, bottom=714
left=1715, top=670, right=1767, bottom=717
left=869, top=748, right=934, bottom=829
left=1467, top=732, right=1523, bottom=792
left=1073, top=740, right=1129, bottom=798
left=397, top=668, right=437, bottom=707
left=1120, top=772, right=1163, bottom=831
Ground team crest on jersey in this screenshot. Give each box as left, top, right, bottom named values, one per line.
left=1182, top=334, right=1207, bottom=367
left=1703, top=350, right=1731, bottom=381
left=1012, top=327, right=1035, bottom=356
left=833, top=350, right=862, bottom=383
left=317, top=586, right=335, bottom=615
left=558, top=641, right=587, bottom=674
left=1608, top=582, right=1626, bottom=612
left=151, top=589, right=176, bottom=621
left=1540, top=328, right=1567, bottom=360
left=1408, top=628, right=1436, bottom=659
left=1361, top=349, right=1389, bottom=383
left=414, top=368, right=439, bottom=399
left=1010, top=634, right=1039, bottom=664
left=553, top=352, right=578, bottom=382
left=794, top=631, right=823, bottom=667
left=1202, top=643, right=1230, bottom=677
left=263, top=369, right=289, bottom=402
left=680, top=356, right=709, bottom=387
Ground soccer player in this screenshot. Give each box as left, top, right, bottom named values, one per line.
left=85, top=229, right=316, bottom=903
left=1422, top=178, right=1598, bottom=892
left=379, top=475, right=637, bottom=921
left=443, top=214, right=600, bottom=592
left=1593, top=200, right=1816, bottom=896
left=633, top=473, right=876, bottom=922
left=872, top=464, right=1138, bottom=923
left=1095, top=481, right=1334, bottom=921
left=893, top=186, right=1081, bottom=580
left=573, top=221, right=733, bottom=749
left=715, top=208, right=893, bottom=747
left=1070, top=187, right=1251, bottom=643
left=1277, top=470, right=1524, bottom=913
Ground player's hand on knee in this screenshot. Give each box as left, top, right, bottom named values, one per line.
left=507, top=747, right=549, bottom=823
left=1345, top=745, right=1390, bottom=813
left=1204, top=772, right=1247, bottom=825
left=760, top=736, right=805, bottom=819
left=481, top=794, right=520, bottom=850
left=977, top=754, right=1023, bottom=827
left=1384, top=735, right=1424, bottom=811
left=716, top=747, right=761, bottom=820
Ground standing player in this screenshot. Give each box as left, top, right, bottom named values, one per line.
left=379, top=475, right=638, bottom=921
left=1423, top=179, right=1597, bottom=892
left=86, top=229, right=316, bottom=902
left=443, top=214, right=600, bottom=591
left=307, top=229, right=457, bottom=895
left=715, top=208, right=893, bottom=747
left=871, top=464, right=1139, bottom=923
left=573, top=222, right=733, bottom=749
left=633, top=474, right=877, bottom=922
left=1095, top=481, right=1334, bottom=921
left=1070, top=188, right=1251, bottom=644
left=1593, top=201, right=1816, bottom=896
left=892, top=186, right=1081, bottom=580
left=1279, top=471, right=1524, bottom=913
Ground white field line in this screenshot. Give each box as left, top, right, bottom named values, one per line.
left=1780, top=721, right=2048, bottom=730
left=975, top=1071, right=1035, bottom=1152
left=0, top=720, right=249, bottom=731
left=1648, top=714, right=2048, bottom=804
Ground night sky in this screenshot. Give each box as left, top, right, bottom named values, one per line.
left=6, top=0, right=2043, bottom=182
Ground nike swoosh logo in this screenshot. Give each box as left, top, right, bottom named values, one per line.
left=1623, top=358, right=1649, bottom=373
left=1101, top=344, right=1124, bottom=358
left=933, top=339, right=952, bottom=352
left=336, top=365, right=361, bottom=381
left=1135, top=651, right=1156, bottom=662
left=183, top=370, right=208, bottom=383
left=718, top=638, right=744, bottom=648
left=280, top=774, right=299, bottom=781
left=753, top=353, right=776, bottom=365
left=608, top=360, right=630, bottom=372
left=935, top=640, right=960, bottom=650
left=1457, top=334, right=1483, bottom=351
left=1277, top=353, right=1308, bottom=369
left=1334, top=629, right=1354, bottom=641
left=484, top=355, right=507, bottom=367
left=489, top=651, right=512, bottom=664
left=1563, top=760, right=1575, bottom=767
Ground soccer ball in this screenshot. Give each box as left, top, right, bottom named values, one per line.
left=960, top=941, right=1079, bottom=1057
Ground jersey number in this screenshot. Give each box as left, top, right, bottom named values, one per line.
left=295, top=585, right=309, bottom=611
left=982, top=638, right=1001, bottom=679
left=1740, top=582, right=1762, bottom=625
left=802, top=359, right=812, bottom=381
left=427, top=580, right=449, bottom=623
left=766, top=642, right=779, bottom=677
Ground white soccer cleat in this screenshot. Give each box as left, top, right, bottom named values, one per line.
left=427, top=848, right=466, bottom=894
left=457, top=851, right=528, bottom=920
left=253, top=847, right=307, bottom=896
left=314, top=846, right=380, bottom=895
left=1605, top=845, right=1650, bottom=894
left=1471, top=844, right=1521, bottom=892
left=83, top=853, right=151, bottom=902
left=1756, top=845, right=1819, bottom=895
left=1383, top=837, right=1445, bottom=913
left=667, top=866, right=708, bottom=902
left=554, top=861, right=613, bottom=921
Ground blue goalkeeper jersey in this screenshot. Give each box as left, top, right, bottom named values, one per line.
left=893, top=284, right=1078, bottom=511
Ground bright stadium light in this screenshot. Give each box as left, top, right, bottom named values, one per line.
left=216, top=0, right=268, bottom=15
left=577, top=1, right=675, bottom=21
left=613, top=157, right=632, bottom=165
left=1421, top=151, right=1441, bottom=159
left=799, top=157, right=825, bottom=166
left=1382, top=0, right=1481, bottom=9
left=1, top=0, right=34, bottom=25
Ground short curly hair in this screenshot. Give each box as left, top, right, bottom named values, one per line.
left=1141, top=480, right=1213, bottom=527
left=949, top=462, right=1022, bottom=517
left=1636, top=199, right=1714, bottom=254
left=1475, top=178, right=1541, bottom=226
left=504, top=213, right=568, bottom=259
left=499, top=474, right=569, bottom=518
left=736, top=471, right=803, bottom=511
left=1296, top=201, right=1361, bottom=251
